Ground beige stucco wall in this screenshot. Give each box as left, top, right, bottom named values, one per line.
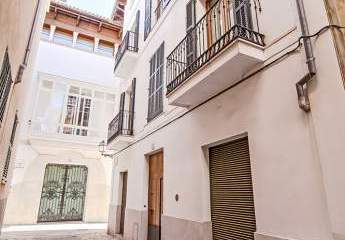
left=108, top=0, right=345, bottom=239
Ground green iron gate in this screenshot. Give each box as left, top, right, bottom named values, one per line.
left=37, top=164, right=88, bottom=222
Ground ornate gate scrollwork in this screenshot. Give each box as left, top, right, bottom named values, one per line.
left=38, top=164, right=88, bottom=222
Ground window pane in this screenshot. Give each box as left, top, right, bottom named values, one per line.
left=64, top=96, right=78, bottom=125
left=82, top=99, right=91, bottom=127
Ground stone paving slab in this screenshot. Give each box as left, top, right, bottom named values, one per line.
left=0, top=230, right=121, bottom=240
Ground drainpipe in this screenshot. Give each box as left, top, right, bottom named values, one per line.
left=295, top=0, right=317, bottom=112
left=14, top=0, right=41, bottom=84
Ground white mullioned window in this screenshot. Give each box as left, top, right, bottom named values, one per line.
left=62, top=90, right=92, bottom=136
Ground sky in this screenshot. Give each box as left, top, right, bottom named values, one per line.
left=62, top=0, right=115, bottom=18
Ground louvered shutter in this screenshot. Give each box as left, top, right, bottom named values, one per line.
left=148, top=43, right=164, bottom=122
left=2, top=114, right=18, bottom=182
left=148, top=56, right=156, bottom=120
left=118, top=92, right=126, bottom=132
left=0, top=49, right=12, bottom=124
left=186, top=0, right=196, bottom=66
left=209, top=137, right=256, bottom=240
left=186, top=0, right=196, bottom=31
left=156, top=43, right=164, bottom=115
left=135, top=11, right=140, bottom=48
left=144, top=0, right=152, bottom=40
left=129, top=78, right=136, bottom=133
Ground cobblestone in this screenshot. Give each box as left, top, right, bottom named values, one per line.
left=0, top=230, right=121, bottom=240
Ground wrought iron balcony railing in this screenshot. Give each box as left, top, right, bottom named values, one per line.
left=114, top=31, right=139, bottom=71
left=107, top=110, right=134, bottom=143
left=166, top=0, right=265, bottom=95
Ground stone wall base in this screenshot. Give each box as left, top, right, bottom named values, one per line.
left=255, top=232, right=300, bottom=240
left=111, top=208, right=211, bottom=240
left=161, top=215, right=211, bottom=240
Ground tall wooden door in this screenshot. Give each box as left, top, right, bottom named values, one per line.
left=148, top=152, right=163, bottom=240
left=38, top=164, right=88, bottom=222
left=119, top=172, right=128, bottom=235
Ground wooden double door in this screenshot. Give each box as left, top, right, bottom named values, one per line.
left=148, top=152, right=164, bottom=240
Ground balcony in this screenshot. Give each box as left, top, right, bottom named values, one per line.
left=114, top=31, right=139, bottom=77
left=107, top=110, right=134, bottom=150
left=166, top=0, right=265, bottom=107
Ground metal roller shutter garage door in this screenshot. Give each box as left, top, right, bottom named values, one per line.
left=209, top=137, right=256, bottom=240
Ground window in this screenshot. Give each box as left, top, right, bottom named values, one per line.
left=53, top=28, right=73, bottom=46
left=98, top=40, right=114, bottom=56
left=144, top=0, right=152, bottom=40
left=63, top=92, right=91, bottom=136
left=41, top=24, right=50, bottom=40
left=148, top=43, right=164, bottom=122
left=0, top=48, right=12, bottom=125
left=32, top=79, right=116, bottom=139
left=2, top=114, right=18, bottom=183
left=76, top=34, right=94, bottom=52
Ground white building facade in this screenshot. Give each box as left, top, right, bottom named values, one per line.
left=107, top=0, right=345, bottom=240
left=3, top=2, right=122, bottom=225
left=0, top=0, right=51, bottom=228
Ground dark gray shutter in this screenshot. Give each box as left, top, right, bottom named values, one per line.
left=0, top=48, right=12, bottom=124
left=148, top=55, right=155, bottom=120
left=118, top=92, right=126, bottom=132
left=148, top=43, right=164, bottom=122
left=156, top=43, right=164, bottom=115
left=2, top=114, right=18, bottom=182
left=129, top=78, right=136, bottom=133
left=186, top=0, right=196, bottom=32
left=209, top=137, right=256, bottom=240
left=186, top=0, right=196, bottom=66
left=144, top=0, right=152, bottom=40
left=135, top=11, right=140, bottom=48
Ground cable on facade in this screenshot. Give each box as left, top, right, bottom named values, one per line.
left=112, top=24, right=345, bottom=157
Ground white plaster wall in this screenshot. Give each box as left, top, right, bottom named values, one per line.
left=0, top=0, right=49, bottom=215
left=109, top=0, right=345, bottom=239
left=36, top=41, right=116, bottom=88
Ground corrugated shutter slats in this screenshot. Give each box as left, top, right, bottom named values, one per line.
left=209, top=137, right=256, bottom=240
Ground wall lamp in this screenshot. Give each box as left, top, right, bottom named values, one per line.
left=98, top=140, right=115, bottom=158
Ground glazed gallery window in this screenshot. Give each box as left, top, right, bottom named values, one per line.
left=32, top=78, right=116, bottom=139
left=63, top=94, right=91, bottom=136
left=148, top=43, right=164, bottom=122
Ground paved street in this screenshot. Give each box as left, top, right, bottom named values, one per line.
left=0, top=224, right=120, bottom=240
left=0, top=230, right=118, bottom=240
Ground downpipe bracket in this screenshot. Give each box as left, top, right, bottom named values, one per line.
left=296, top=72, right=315, bottom=112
